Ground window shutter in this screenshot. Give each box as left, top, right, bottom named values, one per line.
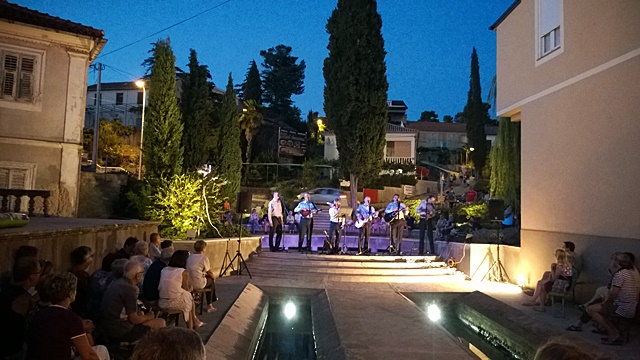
left=9, top=169, right=28, bottom=189
left=2, top=54, right=18, bottom=97
left=0, top=168, right=9, bottom=188
left=18, top=56, right=34, bottom=100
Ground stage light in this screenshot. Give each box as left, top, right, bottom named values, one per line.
left=426, top=303, right=441, bottom=322
left=283, top=302, right=296, bottom=320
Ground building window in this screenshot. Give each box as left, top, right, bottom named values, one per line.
left=0, top=162, right=36, bottom=189
left=93, top=93, right=102, bottom=105
left=536, top=0, right=563, bottom=61
left=115, top=92, right=124, bottom=105
left=1, top=47, right=42, bottom=105
left=386, top=141, right=395, bottom=157
left=137, top=91, right=143, bottom=105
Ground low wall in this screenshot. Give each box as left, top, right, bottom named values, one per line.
left=172, top=237, right=263, bottom=278
left=0, top=218, right=158, bottom=273
left=435, top=241, right=521, bottom=284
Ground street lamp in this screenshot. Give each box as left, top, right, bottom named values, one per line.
left=135, top=80, right=146, bottom=180
left=465, top=146, right=475, bottom=166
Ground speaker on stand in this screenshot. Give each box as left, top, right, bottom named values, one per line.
left=482, top=199, right=511, bottom=283
left=220, top=191, right=253, bottom=278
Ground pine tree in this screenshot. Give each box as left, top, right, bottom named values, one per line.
left=239, top=99, right=263, bottom=176
left=239, top=60, right=262, bottom=103
left=461, top=47, right=490, bottom=176
left=181, top=49, right=214, bottom=171
left=324, top=0, right=388, bottom=208
left=217, top=74, right=242, bottom=199
left=144, top=38, right=183, bottom=184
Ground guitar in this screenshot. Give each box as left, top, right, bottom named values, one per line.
left=383, top=209, right=406, bottom=223
left=298, top=208, right=322, bottom=218
left=355, top=212, right=376, bottom=228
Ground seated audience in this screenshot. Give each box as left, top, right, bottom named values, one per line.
left=502, top=206, right=514, bottom=229
left=148, top=233, right=162, bottom=262
left=1, top=246, right=39, bottom=291
left=467, top=216, right=482, bottom=232
left=563, top=241, right=581, bottom=272
left=88, top=258, right=127, bottom=322
left=248, top=209, right=261, bottom=234
left=101, top=237, right=139, bottom=267
left=523, top=248, right=573, bottom=311
left=534, top=337, right=598, bottom=360
left=130, top=241, right=153, bottom=272
left=186, top=241, right=217, bottom=313
left=141, top=248, right=173, bottom=302
left=286, top=212, right=296, bottom=234
left=69, top=246, right=94, bottom=318
left=160, top=240, right=174, bottom=251
left=158, top=250, right=204, bottom=330
left=436, top=214, right=448, bottom=240
left=101, top=261, right=165, bottom=342
left=131, top=327, right=205, bottom=360
left=0, top=256, right=40, bottom=359
left=25, top=272, right=109, bottom=360
left=586, top=252, right=640, bottom=345
left=443, top=214, right=455, bottom=237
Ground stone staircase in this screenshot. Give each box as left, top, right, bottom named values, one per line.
left=247, top=251, right=466, bottom=283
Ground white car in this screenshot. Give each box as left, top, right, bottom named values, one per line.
left=296, top=188, right=348, bottom=208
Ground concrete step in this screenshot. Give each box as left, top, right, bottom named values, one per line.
left=247, top=270, right=467, bottom=283
left=248, top=264, right=458, bottom=276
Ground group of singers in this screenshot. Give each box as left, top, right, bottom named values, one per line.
left=266, top=190, right=439, bottom=256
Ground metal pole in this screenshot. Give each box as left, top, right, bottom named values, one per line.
left=137, top=86, right=146, bottom=180
left=91, top=63, right=103, bottom=172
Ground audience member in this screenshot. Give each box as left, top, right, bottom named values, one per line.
left=186, top=240, right=217, bottom=313
left=131, top=327, right=205, bottom=360
left=130, top=242, right=153, bottom=272
left=563, top=241, right=581, bottom=272
left=148, top=233, right=162, bottom=262
left=286, top=212, right=296, bottom=234
left=248, top=209, right=261, bottom=234
left=465, top=188, right=477, bottom=203
left=467, top=216, right=482, bottom=232
left=158, top=250, right=204, bottom=330
left=502, top=206, right=514, bottom=229
left=69, top=246, right=94, bottom=318
left=586, top=252, right=640, bottom=345
left=38, top=259, right=54, bottom=278
left=1, top=246, right=40, bottom=290
left=523, top=249, right=573, bottom=311
left=160, top=240, right=174, bottom=251
left=534, top=337, right=597, bottom=360
left=101, top=261, right=165, bottom=342
left=88, top=255, right=118, bottom=322
left=118, top=237, right=139, bottom=259
left=0, top=256, right=40, bottom=359
left=25, top=272, right=109, bottom=360
left=141, top=248, right=173, bottom=302
left=436, top=214, right=448, bottom=241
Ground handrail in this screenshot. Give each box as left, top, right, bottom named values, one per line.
left=0, top=189, right=51, bottom=216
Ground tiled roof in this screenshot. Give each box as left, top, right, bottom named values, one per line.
left=406, top=121, right=467, bottom=133
left=0, top=1, right=104, bottom=38
left=387, top=123, right=417, bottom=133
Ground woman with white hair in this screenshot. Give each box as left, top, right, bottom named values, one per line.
left=130, top=241, right=153, bottom=272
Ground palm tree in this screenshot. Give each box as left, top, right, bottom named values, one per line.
left=239, top=99, right=263, bottom=181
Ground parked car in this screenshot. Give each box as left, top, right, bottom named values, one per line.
left=296, top=188, right=348, bottom=207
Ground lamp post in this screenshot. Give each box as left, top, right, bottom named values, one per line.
left=135, top=80, right=146, bottom=180
left=465, top=146, right=475, bottom=167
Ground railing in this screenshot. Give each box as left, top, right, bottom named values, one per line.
left=385, top=156, right=415, bottom=165
left=0, top=189, right=51, bottom=216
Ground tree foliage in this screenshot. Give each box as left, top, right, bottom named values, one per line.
left=260, top=44, right=306, bottom=126
left=144, top=38, right=184, bottom=184
left=238, top=60, right=262, bottom=103
left=216, top=74, right=243, bottom=200
left=490, top=117, right=521, bottom=209
left=460, top=47, right=490, bottom=176
left=181, top=49, right=215, bottom=171
left=239, top=99, right=263, bottom=166
left=443, top=115, right=453, bottom=123
left=419, top=110, right=439, bottom=122
left=324, top=0, right=388, bottom=207
left=83, top=119, right=137, bottom=170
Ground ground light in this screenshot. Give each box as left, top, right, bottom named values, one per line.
left=283, top=301, right=296, bottom=320
left=426, top=303, right=441, bottom=322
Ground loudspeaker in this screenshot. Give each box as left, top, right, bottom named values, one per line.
left=236, top=191, right=252, bottom=214
left=488, top=199, right=505, bottom=221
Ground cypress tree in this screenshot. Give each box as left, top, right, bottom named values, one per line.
left=461, top=47, right=490, bottom=176
left=181, top=49, right=214, bottom=171
left=324, top=0, right=388, bottom=207
left=217, top=74, right=242, bottom=199
left=239, top=60, right=262, bottom=103
left=144, top=38, right=183, bottom=184
left=490, top=117, right=521, bottom=209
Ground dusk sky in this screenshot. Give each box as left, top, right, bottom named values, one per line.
left=15, top=0, right=513, bottom=120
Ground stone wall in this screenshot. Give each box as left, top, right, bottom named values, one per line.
left=77, top=172, right=129, bottom=218
left=172, top=237, right=262, bottom=278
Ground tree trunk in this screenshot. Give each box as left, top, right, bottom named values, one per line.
left=244, top=135, right=253, bottom=184
left=349, top=173, right=358, bottom=209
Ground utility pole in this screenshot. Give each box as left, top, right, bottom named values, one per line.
left=91, top=63, right=104, bottom=172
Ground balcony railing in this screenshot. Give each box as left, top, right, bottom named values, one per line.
left=385, top=156, right=415, bottom=165
left=0, top=189, right=51, bottom=216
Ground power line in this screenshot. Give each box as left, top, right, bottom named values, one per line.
left=98, top=0, right=232, bottom=59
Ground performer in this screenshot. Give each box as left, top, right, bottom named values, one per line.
left=416, top=195, right=437, bottom=255
left=356, top=196, right=376, bottom=254
left=328, top=198, right=343, bottom=254
left=294, top=193, right=319, bottom=252
left=384, top=194, right=408, bottom=255
left=267, top=191, right=285, bottom=252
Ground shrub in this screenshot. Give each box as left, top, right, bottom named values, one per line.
left=457, top=202, right=488, bottom=220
